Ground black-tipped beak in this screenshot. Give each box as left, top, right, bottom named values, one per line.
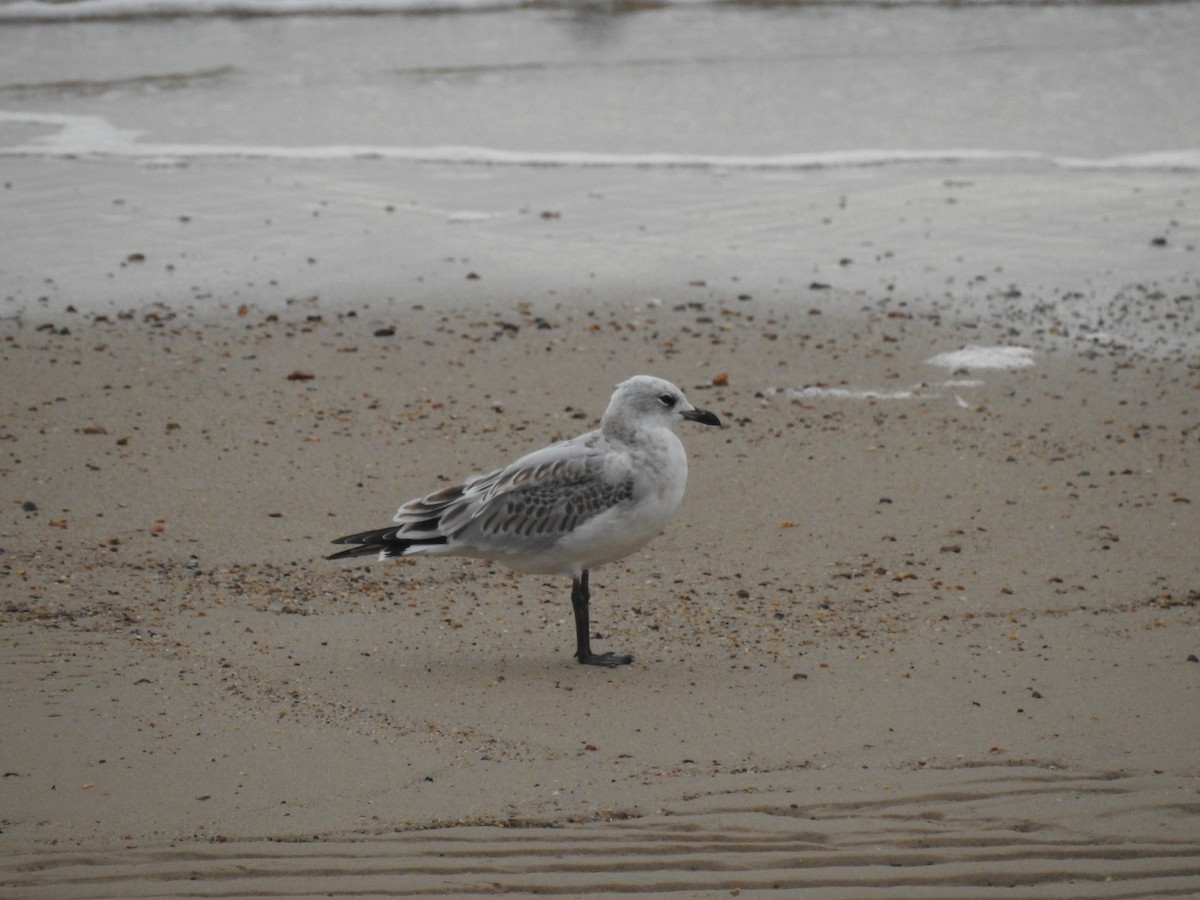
left=682, top=406, right=721, bottom=427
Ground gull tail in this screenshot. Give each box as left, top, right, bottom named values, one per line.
left=327, top=526, right=448, bottom=561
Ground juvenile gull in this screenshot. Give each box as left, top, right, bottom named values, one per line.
left=328, top=375, right=721, bottom=666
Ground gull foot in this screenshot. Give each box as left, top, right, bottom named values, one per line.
left=578, top=651, right=634, bottom=667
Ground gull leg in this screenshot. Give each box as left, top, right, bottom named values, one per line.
left=571, top=570, right=633, bottom=667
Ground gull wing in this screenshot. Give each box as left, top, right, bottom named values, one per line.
left=394, top=431, right=633, bottom=544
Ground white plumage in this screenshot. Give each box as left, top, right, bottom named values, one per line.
left=329, top=375, right=721, bottom=666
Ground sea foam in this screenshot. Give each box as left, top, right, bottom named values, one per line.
left=926, top=346, right=1037, bottom=370
left=2, top=111, right=1198, bottom=173
left=0, top=0, right=526, bottom=21
left=0, top=0, right=1041, bottom=23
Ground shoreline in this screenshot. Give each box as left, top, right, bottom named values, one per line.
left=3, top=155, right=1196, bottom=366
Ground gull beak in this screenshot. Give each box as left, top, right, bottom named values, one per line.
left=682, top=406, right=721, bottom=427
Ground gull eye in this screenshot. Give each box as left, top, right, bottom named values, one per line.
left=659, top=393, right=677, bottom=408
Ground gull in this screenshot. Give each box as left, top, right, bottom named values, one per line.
left=328, top=375, right=721, bottom=666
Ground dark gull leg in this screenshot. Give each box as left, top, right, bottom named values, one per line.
left=571, top=570, right=633, bottom=667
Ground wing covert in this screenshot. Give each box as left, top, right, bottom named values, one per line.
left=468, top=476, right=635, bottom=539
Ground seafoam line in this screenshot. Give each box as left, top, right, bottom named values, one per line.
left=2, top=111, right=1198, bottom=172
left=771, top=379, right=984, bottom=403
left=926, top=345, right=1037, bottom=370
left=0, top=0, right=527, bottom=22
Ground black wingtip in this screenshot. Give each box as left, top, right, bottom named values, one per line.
left=325, top=544, right=383, bottom=561
left=327, top=526, right=448, bottom=561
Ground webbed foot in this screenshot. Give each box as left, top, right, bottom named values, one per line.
left=578, top=650, right=634, bottom=667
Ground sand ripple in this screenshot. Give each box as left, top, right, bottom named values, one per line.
left=6, top=769, right=1199, bottom=898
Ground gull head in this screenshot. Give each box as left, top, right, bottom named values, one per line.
left=602, top=375, right=721, bottom=436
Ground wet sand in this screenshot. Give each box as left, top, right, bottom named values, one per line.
left=2, top=281, right=1199, bottom=895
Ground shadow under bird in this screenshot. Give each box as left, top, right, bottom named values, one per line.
left=328, top=375, right=721, bottom=666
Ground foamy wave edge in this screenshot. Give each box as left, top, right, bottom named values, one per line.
left=0, top=0, right=522, bottom=21
left=2, top=111, right=1198, bottom=172
left=0, top=0, right=1134, bottom=21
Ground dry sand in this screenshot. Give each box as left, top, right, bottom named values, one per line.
left=2, top=287, right=1198, bottom=896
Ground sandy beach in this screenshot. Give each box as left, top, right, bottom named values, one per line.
left=2, top=1, right=1200, bottom=896
left=3, top=282, right=1199, bottom=895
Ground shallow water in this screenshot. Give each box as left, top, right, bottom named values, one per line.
left=2, top=3, right=1197, bottom=158
left=0, top=0, right=1197, bottom=355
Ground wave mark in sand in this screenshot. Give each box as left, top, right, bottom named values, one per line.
left=5, top=768, right=1198, bottom=898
